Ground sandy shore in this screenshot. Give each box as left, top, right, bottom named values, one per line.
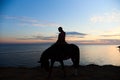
left=0, top=65, right=120, bottom=80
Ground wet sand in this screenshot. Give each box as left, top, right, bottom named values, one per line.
left=0, top=65, right=120, bottom=80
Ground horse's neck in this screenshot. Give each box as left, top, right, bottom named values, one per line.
left=41, top=51, right=50, bottom=61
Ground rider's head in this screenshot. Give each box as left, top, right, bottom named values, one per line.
left=58, top=27, right=63, bottom=32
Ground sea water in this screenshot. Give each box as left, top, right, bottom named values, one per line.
left=0, top=44, right=120, bottom=67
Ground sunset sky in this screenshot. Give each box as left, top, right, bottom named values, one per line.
left=0, top=0, right=120, bottom=44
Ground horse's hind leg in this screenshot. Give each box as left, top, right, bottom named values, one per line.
left=71, top=58, right=78, bottom=76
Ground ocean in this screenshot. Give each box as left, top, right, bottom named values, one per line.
left=0, top=44, right=120, bottom=67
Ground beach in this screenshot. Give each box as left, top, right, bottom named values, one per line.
left=0, top=65, right=120, bottom=80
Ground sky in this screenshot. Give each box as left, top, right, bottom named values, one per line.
left=0, top=0, right=120, bottom=44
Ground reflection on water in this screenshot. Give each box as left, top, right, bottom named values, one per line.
left=80, top=45, right=120, bottom=66
left=0, top=44, right=120, bottom=67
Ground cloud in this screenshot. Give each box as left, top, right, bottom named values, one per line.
left=32, top=23, right=60, bottom=27
left=17, top=35, right=56, bottom=40
left=66, top=31, right=88, bottom=38
left=34, top=36, right=56, bottom=40
left=66, top=31, right=87, bottom=36
left=0, top=15, right=17, bottom=19
left=70, top=39, right=120, bottom=45
left=8, top=35, right=120, bottom=45
left=99, top=39, right=120, bottom=44
left=90, top=10, right=120, bottom=23
left=1, top=15, right=61, bottom=27
left=101, top=34, right=120, bottom=37
left=16, top=32, right=88, bottom=41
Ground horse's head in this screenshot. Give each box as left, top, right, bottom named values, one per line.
left=39, top=51, right=50, bottom=71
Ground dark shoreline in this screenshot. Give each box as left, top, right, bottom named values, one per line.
left=0, top=64, right=120, bottom=80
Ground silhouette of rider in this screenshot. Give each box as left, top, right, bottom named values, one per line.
left=55, top=27, right=67, bottom=45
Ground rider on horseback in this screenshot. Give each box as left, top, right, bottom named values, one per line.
left=38, top=27, right=80, bottom=78
left=55, top=27, right=67, bottom=45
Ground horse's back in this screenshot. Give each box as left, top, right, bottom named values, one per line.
left=50, top=43, right=78, bottom=52
left=52, top=44, right=79, bottom=58
left=41, top=43, right=79, bottom=60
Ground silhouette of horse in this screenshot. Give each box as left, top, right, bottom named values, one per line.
left=38, top=44, right=80, bottom=78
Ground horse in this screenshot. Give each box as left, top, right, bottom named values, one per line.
left=38, top=44, right=80, bottom=78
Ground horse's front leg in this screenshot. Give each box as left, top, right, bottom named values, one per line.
left=60, top=60, right=66, bottom=77
left=47, top=60, right=55, bottom=79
